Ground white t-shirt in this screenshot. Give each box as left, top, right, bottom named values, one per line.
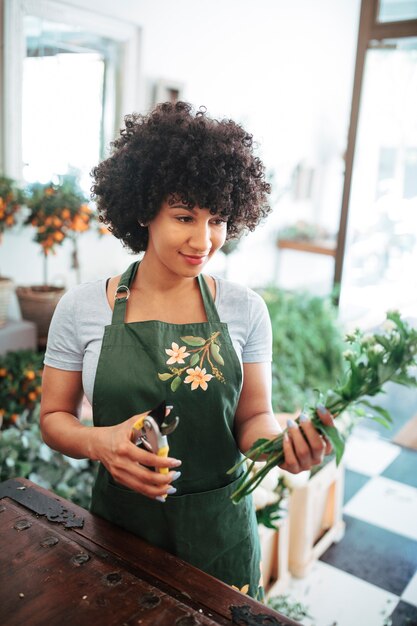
left=44, top=276, right=272, bottom=404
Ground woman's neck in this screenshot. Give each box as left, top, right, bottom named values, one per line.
left=132, top=253, right=199, bottom=297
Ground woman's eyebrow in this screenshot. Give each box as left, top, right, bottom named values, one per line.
left=170, top=204, right=194, bottom=210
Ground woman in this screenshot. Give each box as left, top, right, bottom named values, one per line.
left=40, top=101, right=334, bottom=600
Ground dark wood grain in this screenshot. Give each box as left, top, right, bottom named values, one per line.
left=0, top=479, right=301, bottom=626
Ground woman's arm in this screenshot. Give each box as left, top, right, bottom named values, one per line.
left=234, top=362, right=334, bottom=473
left=40, top=365, right=182, bottom=498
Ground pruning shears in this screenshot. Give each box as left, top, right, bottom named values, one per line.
left=131, top=401, right=179, bottom=475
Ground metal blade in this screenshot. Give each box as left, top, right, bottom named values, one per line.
left=160, top=415, right=179, bottom=435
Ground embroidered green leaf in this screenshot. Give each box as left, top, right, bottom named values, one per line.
left=158, top=372, right=174, bottom=381
left=189, top=353, right=200, bottom=366
left=181, top=335, right=206, bottom=347
left=210, top=342, right=224, bottom=366
left=171, top=376, right=183, bottom=392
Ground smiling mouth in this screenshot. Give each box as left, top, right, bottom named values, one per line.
left=181, top=253, right=207, bottom=259
left=180, top=252, right=208, bottom=265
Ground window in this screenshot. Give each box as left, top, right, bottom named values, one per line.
left=1, top=0, right=141, bottom=186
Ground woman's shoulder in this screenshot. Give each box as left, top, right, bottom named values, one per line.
left=212, top=275, right=269, bottom=329
left=213, top=275, right=266, bottom=309
left=55, top=277, right=109, bottom=320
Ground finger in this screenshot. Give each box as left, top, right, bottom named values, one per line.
left=112, top=462, right=181, bottom=496
left=133, top=445, right=182, bottom=470
left=316, top=404, right=335, bottom=427
left=298, top=414, right=326, bottom=464
left=322, top=435, right=333, bottom=455
left=316, top=405, right=335, bottom=454
left=115, top=470, right=177, bottom=498
left=285, top=419, right=314, bottom=471
left=278, top=432, right=302, bottom=474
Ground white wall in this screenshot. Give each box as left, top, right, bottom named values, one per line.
left=1, top=0, right=361, bottom=310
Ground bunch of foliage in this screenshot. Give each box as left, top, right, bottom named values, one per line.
left=25, top=176, right=96, bottom=255
left=260, top=287, right=345, bottom=413
left=0, top=350, right=44, bottom=429
left=230, top=311, right=417, bottom=503
left=0, top=349, right=96, bottom=508
left=255, top=475, right=290, bottom=529
left=0, top=175, right=25, bottom=238
left=268, top=594, right=312, bottom=622
left=0, top=410, right=96, bottom=508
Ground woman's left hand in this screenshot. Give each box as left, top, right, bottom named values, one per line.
left=279, top=405, right=334, bottom=474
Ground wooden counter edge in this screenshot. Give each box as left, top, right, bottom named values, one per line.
left=0, top=477, right=302, bottom=626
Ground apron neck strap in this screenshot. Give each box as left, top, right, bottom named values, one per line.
left=111, top=261, right=139, bottom=324
left=111, top=260, right=220, bottom=324
left=198, top=274, right=220, bottom=323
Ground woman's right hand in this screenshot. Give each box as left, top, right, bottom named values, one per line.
left=91, top=411, right=182, bottom=501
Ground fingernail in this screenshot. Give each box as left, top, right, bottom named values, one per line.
left=172, top=471, right=181, bottom=481
left=167, top=486, right=177, bottom=495
left=299, top=413, right=309, bottom=423
left=166, top=405, right=174, bottom=410
left=317, top=403, right=326, bottom=413
left=171, top=459, right=182, bottom=467
left=287, top=418, right=297, bottom=429
left=155, top=496, right=166, bottom=503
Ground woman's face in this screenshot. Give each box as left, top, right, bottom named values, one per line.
left=145, top=198, right=228, bottom=278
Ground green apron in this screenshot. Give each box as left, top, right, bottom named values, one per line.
left=90, top=260, right=263, bottom=599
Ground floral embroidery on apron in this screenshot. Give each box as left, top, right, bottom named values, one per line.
left=158, top=332, right=226, bottom=392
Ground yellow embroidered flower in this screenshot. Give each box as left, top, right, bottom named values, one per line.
left=165, top=342, right=190, bottom=365
left=184, top=366, right=213, bottom=391
left=231, top=584, right=250, bottom=594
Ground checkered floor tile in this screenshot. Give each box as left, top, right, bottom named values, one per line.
left=268, top=428, right=417, bottom=625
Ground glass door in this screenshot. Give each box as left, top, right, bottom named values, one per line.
left=339, top=36, right=417, bottom=327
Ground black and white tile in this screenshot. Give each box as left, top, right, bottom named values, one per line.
left=269, top=429, right=417, bottom=626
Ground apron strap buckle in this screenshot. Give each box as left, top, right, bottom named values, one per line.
left=114, top=285, right=131, bottom=302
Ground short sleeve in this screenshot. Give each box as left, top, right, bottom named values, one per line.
left=44, top=288, right=83, bottom=371
left=242, top=291, right=273, bottom=363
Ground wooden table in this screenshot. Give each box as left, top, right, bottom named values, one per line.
left=0, top=478, right=302, bottom=626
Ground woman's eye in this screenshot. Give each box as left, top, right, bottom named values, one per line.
left=211, top=218, right=227, bottom=226
left=176, top=215, right=193, bottom=223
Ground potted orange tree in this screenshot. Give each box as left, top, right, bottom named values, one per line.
left=16, top=175, right=97, bottom=346
left=0, top=176, right=25, bottom=326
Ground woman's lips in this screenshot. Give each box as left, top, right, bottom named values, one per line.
left=180, top=253, right=207, bottom=265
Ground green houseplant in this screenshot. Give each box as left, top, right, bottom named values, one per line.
left=16, top=175, right=99, bottom=346
left=0, top=349, right=43, bottom=429
left=260, top=287, right=345, bottom=413
left=0, top=176, right=25, bottom=326
left=0, top=349, right=96, bottom=508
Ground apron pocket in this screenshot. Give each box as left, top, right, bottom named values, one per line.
left=92, top=470, right=261, bottom=595
left=165, top=476, right=260, bottom=586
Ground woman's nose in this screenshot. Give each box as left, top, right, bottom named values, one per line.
left=189, top=223, right=211, bottom=251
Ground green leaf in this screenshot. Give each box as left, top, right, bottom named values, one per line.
left=170, top=376, right=182, bottom=392
left=210, top=342, right=224, bottom=366
left=314, top=421, right=346, bottom=465
left=180, top=335, right=206, bottom=347
left=359, top=400, right=393, bottom=424
left=158, top=372, right=174, bottom=381
left=189, top=353, right=200, bottom=367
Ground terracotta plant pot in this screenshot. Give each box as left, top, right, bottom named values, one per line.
left=0, top=276, right=14, bottom=327
left=16, top=285, right=65, bottom=347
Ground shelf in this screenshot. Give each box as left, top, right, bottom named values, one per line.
left=277, top=239, right=337, bottom=257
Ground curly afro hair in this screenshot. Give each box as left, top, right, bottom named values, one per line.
left=91, top=101, right=271, bottom=253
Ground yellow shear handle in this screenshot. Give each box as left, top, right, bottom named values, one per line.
left=132, top=416, right=146, bottom=432
left=157, top=445, right=169, bottom=474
